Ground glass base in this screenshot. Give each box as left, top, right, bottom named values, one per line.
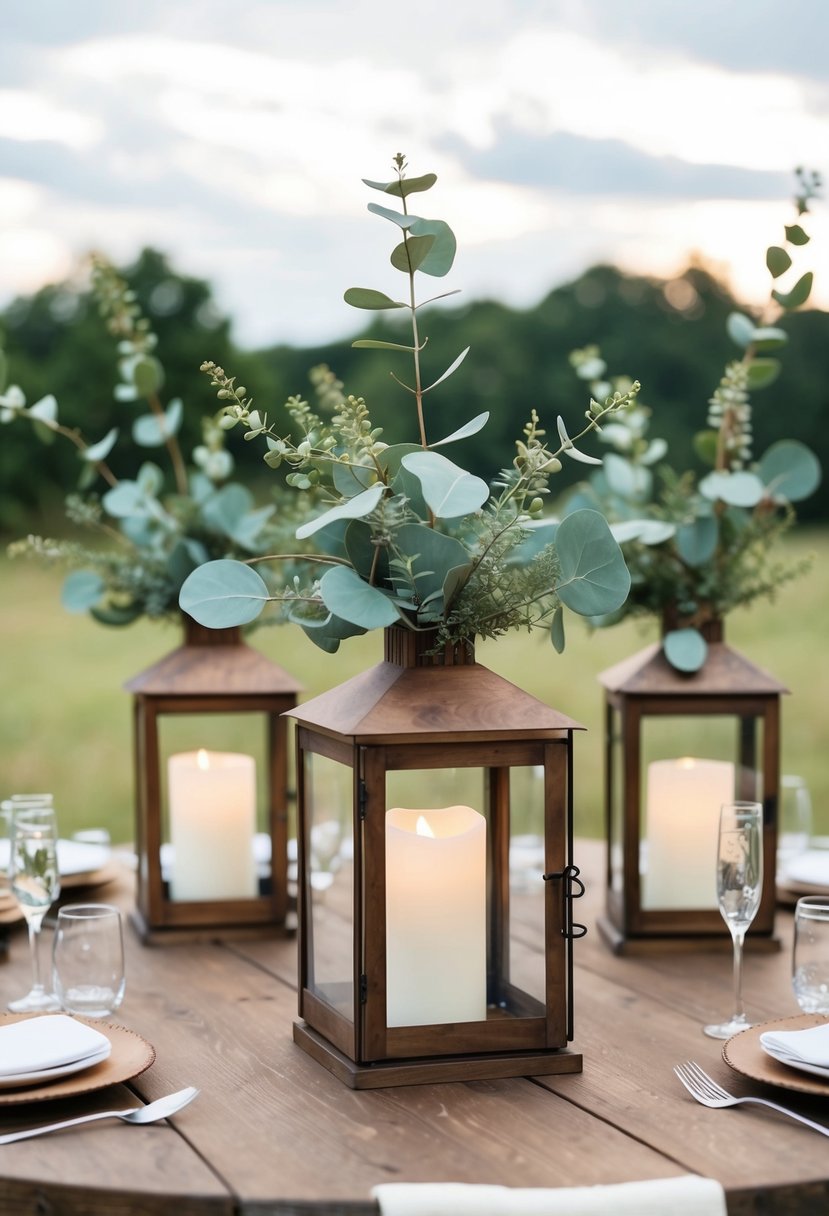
left=703, top=1014, right=753, bottom=1040
left=8, top=987, right=61, bottom=1013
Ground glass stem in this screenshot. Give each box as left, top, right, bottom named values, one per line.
left=27, top=918, right=44, bottom=994
left=731, top=927, right=746, bottom=1021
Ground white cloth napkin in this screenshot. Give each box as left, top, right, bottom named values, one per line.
left=0, top=1015, right=111, bottom=1077
left=761, top=1022, right=829, bottom=1070
left=373, top=1176, right=726, bottom=1216
left=782, top=851, right=829, bottom=888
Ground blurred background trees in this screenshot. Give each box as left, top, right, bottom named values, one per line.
left=2, top=247, right=826, bottom=536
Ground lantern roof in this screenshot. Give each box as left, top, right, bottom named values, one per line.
left=290, top=658, right=582, bottom=744
left=598, top=640, right=788, bottom=698
left=125, top=633, right=302, bottom=698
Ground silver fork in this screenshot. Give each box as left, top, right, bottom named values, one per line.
left=674, top=1062, right=829, bottom=1137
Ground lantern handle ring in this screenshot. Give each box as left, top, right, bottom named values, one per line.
left=543, top=864, right=587, bottom=939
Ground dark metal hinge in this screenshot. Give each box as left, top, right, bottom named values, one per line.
left=358, top=780, right=368, bottom=821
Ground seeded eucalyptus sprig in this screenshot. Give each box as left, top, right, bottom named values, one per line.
left=180, top=157, right=637, bottom=652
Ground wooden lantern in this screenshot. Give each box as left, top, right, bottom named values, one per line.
left=597, top=623, right=784, bottom=955
left=291, top=627, right=586, bottom=1089
left=125, top=618, right=301, bottom=942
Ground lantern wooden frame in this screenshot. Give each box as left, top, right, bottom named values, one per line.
left=291, top=628, right=585, bottom=1088
left=597, top=627, right=785, bottom=955
left=125, top=619, right=301, bottom=942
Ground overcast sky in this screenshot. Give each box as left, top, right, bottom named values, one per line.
left=2, top=0, right=827, bottom=348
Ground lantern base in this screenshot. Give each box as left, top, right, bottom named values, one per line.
left=129, top=907, right=297, bottom=945
left=293, top=1022, right=583, bottom=1089
left=597, top=915, right=782, bottom=956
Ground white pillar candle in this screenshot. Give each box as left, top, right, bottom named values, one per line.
left=168, top=749, right=257, bottom=901
left=385, top=805, right=486, bottom=1028
left=643, top=757, right=735, bottom=909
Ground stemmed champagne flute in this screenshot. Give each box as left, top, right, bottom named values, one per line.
left=8, top=802, right=61, bottom=1012
left=704, top=801, right=763, bottom=1039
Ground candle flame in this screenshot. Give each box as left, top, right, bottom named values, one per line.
left=678, top=756, right=698, bottom=769
left=415, top=815, right=435, bottom=839
left=197, top=749, right=210, bottom=771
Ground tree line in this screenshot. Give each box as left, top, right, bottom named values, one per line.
left=1, top=247, right=826, bottom=534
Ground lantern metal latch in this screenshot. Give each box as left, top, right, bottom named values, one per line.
left=543, top=864, right=587, bottom=939
left=358, top=780, right=368, bottom=821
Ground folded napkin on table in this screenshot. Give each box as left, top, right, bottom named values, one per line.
left=0, top=1015, right=111, bottom=1077
left=781, top=851, right=829, bottom=888
left=373, top=1175, right=726, bottom=1215
left=761, top=1022, right=829, bottom=1070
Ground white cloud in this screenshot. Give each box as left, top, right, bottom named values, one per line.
left=0, top=89, right=103, bottom=149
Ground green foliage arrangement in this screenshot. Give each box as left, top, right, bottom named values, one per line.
left=565, top=168, right=823, bottom=672
left=2, top=258, right=287, bottom=625
left=180, top=155, right=636, bottom=652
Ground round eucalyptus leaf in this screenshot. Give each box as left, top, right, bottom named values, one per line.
left=785, top=223, right=809, bottom=246
left=394, top=523, right=470, bottom=603
left=663, top=628, right=708, bottom=674
left=179, top=559, right=270, bottom=627
left=554, top=509, right=631, bottom=617
left=390, top=234, right=436, bottom=274
left=603, top=453, right=651, bottom=502
left=773, top=271, right=813, bottom=310
left=332, top=459, right=375, bottom=497
left=131, top=356, right=164, bottom=397
left=504, top=520, right=558, bottom=567
left=407, top=218, right=457, bottom=277
left=746, top=358, right=781, bottom=390
left=726, top=312, right=755, bottom=348
left=61, top=570, right=105, bottom=614
left=640, top=438, right=668, bottom=466
left=758, top=439, right=822, bottom=503
left=366, top=202, right=420, bottom=229
left=318, top=566, right=400, bottom=629
left=132, top=399, right=183, bottom=447
left=89, top=602, right=143, bottom=627
left=102, top=480, right=148, bottom=518
left=766, top=245, right=792, bottom=279
left=343, top=287, right=405, bottom=310
left=400, top=451, right=489, bottom=519
left=676, top=515, right=719, bottom=566
left=28, top=394, right=58, bottom=425
left=750, top=326, right=788, bottom=351
left=610, top=519, right=675, bottom=545
left=699, top=470, right=765, bottom=508
left=290, top=610, right=367, bottom=653
left=83, top=426, right=119, bottom=463
left=362, top=172, right=437, bottom=198
left=693, top=429, right=719, bottom=467
left=296, top=483, right=384, bottom=540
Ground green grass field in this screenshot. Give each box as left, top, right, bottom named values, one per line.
left=1, top=530, right=826, bottom=844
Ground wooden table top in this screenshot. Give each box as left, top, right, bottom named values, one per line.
left=0, top=840, right=826, bottom=1215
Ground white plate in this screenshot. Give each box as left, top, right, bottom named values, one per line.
left=0, top=838, right=112, bottom=878
left=0, top=1042, right=112, bottom=1089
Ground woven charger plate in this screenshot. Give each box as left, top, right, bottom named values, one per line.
left=0, top=1013, right=155, bottom=1105
left=724, top=1013, right=829, bottom=1096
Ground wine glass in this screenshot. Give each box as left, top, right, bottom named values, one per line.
left=704, top=801, right=763, bottom=1040
left=8, top=802, right=61, bottom=1012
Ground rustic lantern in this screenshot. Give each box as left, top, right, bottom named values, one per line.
left=597, top=623, right=784, bottom=954
left=126, top=618, right=301, bottom=942
left=291, top=627, right=585, bottom=1088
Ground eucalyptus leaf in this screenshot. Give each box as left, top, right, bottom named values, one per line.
left=132, top=398, right=183, bottom=447
left=676, top=515, right=719, bottom=566
left=28, top=395, right=58, bottom=425
left=332, top=459, right=376, bottom=497
left=785, top=223, right=809, bottom=246
left=366, top=202, right=420, bottom=230
left=343, top=287, right=405, bottom=311
left=693, top=429, right=719, bottom=467
left=200, top=483, right=256, bottom=538
left=726, top=312, right=756, bottom=348
left=401, top=451, right=489, bottom=519
left=137, top=462, right=164, bottom=496
left=503, top=520, right=558, bottom=566
left=773, top=271, right=813, bottom=310
left=750, top=326, right=788, bottom=351
left=378, top=443, right=422, bottom=478
left=83, top=426, right=119, bottom=463
left=390, top=234, right=435, bottom=274
left=90, top=602, right=143, bottom=627
left=603, top=453, right=651, bottom=501
left=296, top=483, right=385, bottom=540
left=394, top=523, right=470, bottom=605
left=407, top=218, right=457, bottom=277
left=550, top=605, right=565, bottom=654
left=0, top=349, right=6, bottom=393
left=663, top=628, right=708, bottom=674
left=640, top=438, right=668, bottom=466
left=345, top=519, right=390, bottom=582
left=746, top=357, right=781, bottom=390
left=352, top=339, right=417, bottom=352
left=554, top=509, right=631, bottom=617
left=290, top=609, right=367, bottom=653
left=431, top=410, right=488, bottom=449
left=132, top=356, right=164, bottom=397
left=766, top=245, right=792, bottom=278
left=61, top=570, right=105, bottom=613
left=362, top=173, right=437, bottom=197
left=102, top=480, right=150, bottom=518
left=423, top=347, right=471, bottom=395
left=609, top=519, right=676, bottom=545
left=758, top=439, right=822, bottom=503
left=179, top=559, right=270, bottom=627
left=441, top=562, right=473, bottom=613
left=699, top=470, right=765, bottom=507
left=318, top=565, right=399, bottom=629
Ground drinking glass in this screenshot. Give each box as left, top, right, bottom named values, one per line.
left=704, top=801, right=763, bottom=1039
left=52, top=904, right=126, bottom=1017
left=8, top=802, right=61, bottom=1012
left=777, top=775, right=813, bottom=876
left=793, top=896, right=829, bottom=1014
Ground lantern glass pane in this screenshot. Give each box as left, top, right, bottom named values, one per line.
left=608, top=706, right=624, bottom=897
left=305, top=751, right=354, bottom=1019
left=506, top=765, right=547, bottom=1006
left=639, top=712, right=761, bottom=911
left=157, top=712, right=268, bottom=903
